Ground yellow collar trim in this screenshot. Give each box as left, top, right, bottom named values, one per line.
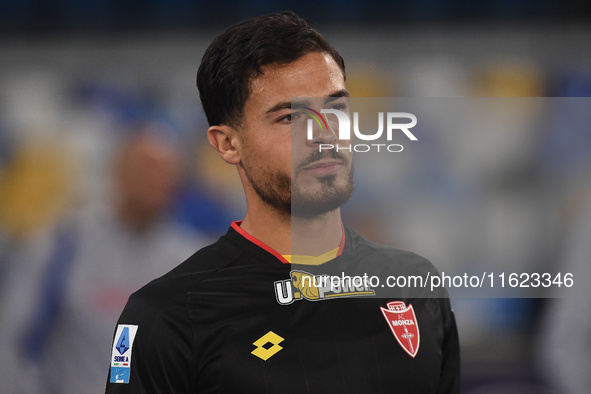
left=282, top=247, right=340, bottom=266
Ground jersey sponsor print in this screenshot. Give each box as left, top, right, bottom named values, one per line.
left=274, top=269, right=375, bottom=305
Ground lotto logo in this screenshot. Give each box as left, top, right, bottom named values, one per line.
left=251, top=331, right=284, bottom=361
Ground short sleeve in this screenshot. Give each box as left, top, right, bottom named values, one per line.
left=105, top=291, right=194, bottom=394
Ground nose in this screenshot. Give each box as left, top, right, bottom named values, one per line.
left=307, top=117, right=337, bottom=146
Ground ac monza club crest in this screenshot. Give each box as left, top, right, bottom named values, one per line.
left=380, top=301, right=420, bottom=358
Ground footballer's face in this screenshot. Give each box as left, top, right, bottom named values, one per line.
left=238, top=52, right=353, bottom=217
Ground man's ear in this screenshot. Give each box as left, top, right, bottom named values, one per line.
left=207, top=125, right=241, bottom=165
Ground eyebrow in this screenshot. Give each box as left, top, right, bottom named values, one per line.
left=265, top=89, right=350, bottom=114
left=266, top=101, right=293, bottom=115
left=326, top=89, right=350, bottom=101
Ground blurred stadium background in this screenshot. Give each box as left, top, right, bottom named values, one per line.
left=0, top=1, right=590, bottom=393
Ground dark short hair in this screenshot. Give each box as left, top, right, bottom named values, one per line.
left=196, top=11, right=345, bottom=128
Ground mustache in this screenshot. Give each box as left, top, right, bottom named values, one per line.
left=297, top=148, right=349, bottom=170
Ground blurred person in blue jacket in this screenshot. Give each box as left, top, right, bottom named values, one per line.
left=538, top=190, right=591, bottom=394
left=0, top=124, right=211, bottom=393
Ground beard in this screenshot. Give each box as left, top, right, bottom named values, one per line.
left=291, top=149, right=354, bottom=218
left=242, top=148, right=354, bottom=218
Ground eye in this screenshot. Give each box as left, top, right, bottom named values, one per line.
left=330, top=102, right=347, bottom=111
left=278, top=112, right=301, bottom=124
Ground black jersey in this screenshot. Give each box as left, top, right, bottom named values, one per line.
left=106, top=222, right=460, bottom=393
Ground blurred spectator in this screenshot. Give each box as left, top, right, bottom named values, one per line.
left=0, top=139, right=74, bottom=297
left=0, top=125, right=210, bottom=393
left=537, top=187, right=591, bottom=394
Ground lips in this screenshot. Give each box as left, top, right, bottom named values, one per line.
left=301, top=160, right=342, bottom=175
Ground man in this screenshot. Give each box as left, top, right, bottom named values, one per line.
left=106, top=11, right=459, bottom=393
left=0, top=126, right=207, bottom=394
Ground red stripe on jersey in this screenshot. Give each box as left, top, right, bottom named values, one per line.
left=231, top=221, right=346, bottom=264
left=337, top=222, right=346, bottom=257
left=231, top=221, right=290, bottom=264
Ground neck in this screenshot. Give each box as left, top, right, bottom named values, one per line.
left=291, top=211, right=343, bottom=256
left=240, top=204, right=343, bottom=256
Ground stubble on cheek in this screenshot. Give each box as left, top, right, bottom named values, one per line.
left=240, top=133, right=293, bottom=215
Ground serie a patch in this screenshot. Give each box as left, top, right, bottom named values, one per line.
left=110, top=324, right=138, bottom=384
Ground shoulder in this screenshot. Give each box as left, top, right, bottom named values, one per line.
left=129, top=235, right=244, bottom=312
left=108, top=236, right=245, bottom=388
left=344, top=226, right=439, bottom=275
left=342, top=227, right=448, bottom=299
